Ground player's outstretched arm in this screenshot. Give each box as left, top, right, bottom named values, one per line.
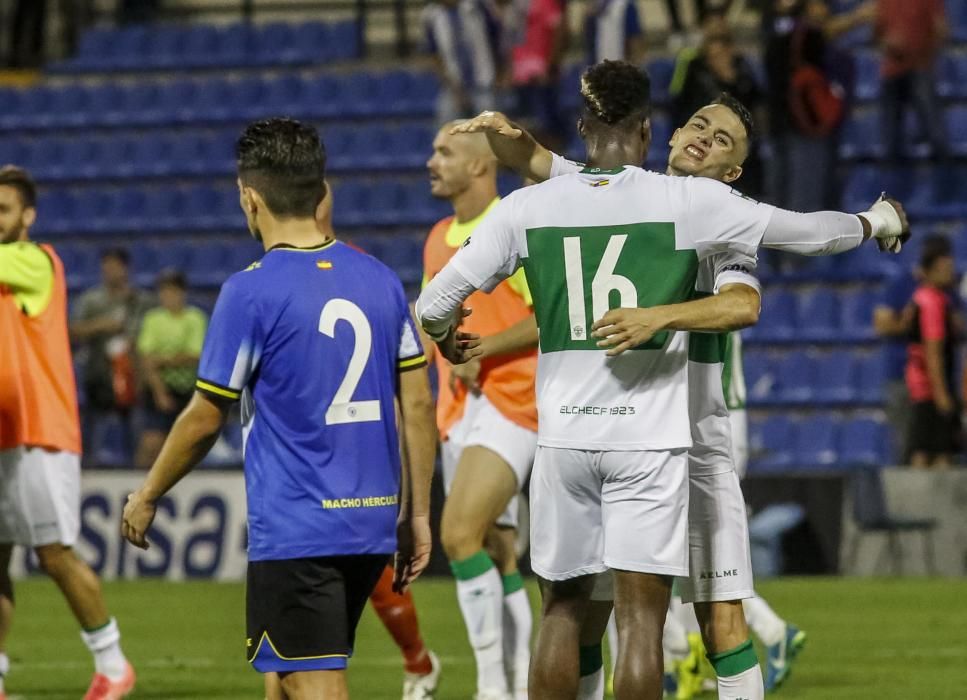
left=592, top=283, right=760, bottom=357
left=395, top=367, right=437, bottom=591
left=450, top=111, right=553, bottom=183
left=122, top=392, right=229, bottom=549
left=479, top=315, right=539, bottom=359
left=762, top=196, right=910, bottom=256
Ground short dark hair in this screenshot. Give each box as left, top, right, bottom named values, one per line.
left=920, top=234, right=953, bottom=271
left=711, top=92, right=755, bottom=146
left=156, top=268, right=187, bottom=290
left=100, top=247, right=130, bottom=266
left=580, top=60, right=652, bottom=128
left=0, top=165, right=37, bottom=208
left=236, top=118, right=327, bottom=218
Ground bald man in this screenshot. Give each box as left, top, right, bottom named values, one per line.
left=423, top=125, right=537, bottom=700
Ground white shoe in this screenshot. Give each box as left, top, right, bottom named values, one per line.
left=403, top=651, right=441, bottom=700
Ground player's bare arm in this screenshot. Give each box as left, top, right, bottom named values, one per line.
left=395, top=367, right=437, bottom=591
left=450, top=111, right=553, bottom=182
left=592, top=283, right=761, bottom=357
left=122, top=393, right=230, bottom=549
left=478, top=315, right=539, bottom=359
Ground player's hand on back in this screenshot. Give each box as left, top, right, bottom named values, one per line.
left=393, top=514, right=432, bottom=593
left=449, top=111, right=523, bottom=139
left=436, top=308, right=483, bottom=365
left=592, top=307, right=668, bottom=356
left=121, top=490, right=157, bottom=550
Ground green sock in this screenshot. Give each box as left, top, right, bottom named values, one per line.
left=501, top=571, right=524, bottom=595
left=707, top=639, right=758, bottom=677
left=449, top=550, right=495, bottom=581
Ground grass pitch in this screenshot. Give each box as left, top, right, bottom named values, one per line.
left=4, top=577, right=966, bottom=699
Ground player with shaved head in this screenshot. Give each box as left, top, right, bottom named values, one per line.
left=424, top=123, right=537, bottom=700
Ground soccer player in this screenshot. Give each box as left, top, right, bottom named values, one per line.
left=120, top=119, right=437, bottom=700
left=453, top=91, right=906, bottom=698
left=0, top=165, right=135, bottom=700
left=424, top=124, right=537, bottom=700
left=417, top=61, right=907, bottom=699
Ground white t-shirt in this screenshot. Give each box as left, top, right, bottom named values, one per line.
left=441, top=163, right=774, bottom=450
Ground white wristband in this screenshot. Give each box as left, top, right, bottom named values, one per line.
left=859, top=199, right=902, bottom=239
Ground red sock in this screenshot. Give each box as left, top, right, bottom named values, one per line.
left=370, top=565, right=433, bottom=675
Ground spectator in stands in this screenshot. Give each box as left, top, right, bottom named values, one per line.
left=422, top=0, right=504, bottom=123
left=134, top=270, right=207, bottom=469
left=875, top=0, right=948, bottom=162
left=763, top=0, right=873, bottom=210
left=70, top=248, right=151, bottom=465
left=508, top=0, right=568, bottom=147
left=664, top=0, right=733, bottom=48
left=583, top=0, right=645, bottom=65
left=671, top=16, right=765, bottom=197
left=906, top=236, right=960, bottom=469
left=874, top=262, right=919, bottom=463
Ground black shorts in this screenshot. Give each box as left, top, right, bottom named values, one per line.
left=246, top=554, right=388, bottom=673
left=908, top=401, right=960, bottom=457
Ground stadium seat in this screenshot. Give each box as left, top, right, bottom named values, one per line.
left=794, top=416, right=840, bottom=468
left=947, top=105, right=967, bottom=157
left=749, top=289, right=796, bottom=342
left=749, top=415, right=795, bottom=471
left=743, top=348, right=778, bottom=405
left=857, top=348, right=888, bottom=404
left=646, top=57, right=675, bottom=104
left=839, top=418, right=888, bottom=467
left=374, top=235, right=424, bottom=286
left=813, top=350, right=859, bottom=404
left=838, top=109, right=879, bottom=159
left=853, top=50, right=880, bottom=101
left=188, top=243, right=232, bottom=286
left=775, top=350, right=815, bottom=404
left=797, top=289, right=839, bottom=342
left=949, top=0, right=967, bottom=41
left=839, top=288, right=877, bottom=341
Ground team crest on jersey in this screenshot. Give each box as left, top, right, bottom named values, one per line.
left=316, top=260, right=333, bottom=270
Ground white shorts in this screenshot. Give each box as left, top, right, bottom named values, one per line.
left=441, top=392, right=537, bottom=529
left=529, top=447, right=689, bottom=581
left=728, top=409, right=749, bottom=479
left=0, top=447, right=81, bottom=547
left=678, top=468, right=754, bottom=603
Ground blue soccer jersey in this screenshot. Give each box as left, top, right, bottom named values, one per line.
left=195, top=240, right=426, bottom=562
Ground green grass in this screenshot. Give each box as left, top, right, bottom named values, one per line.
left=4, top=577, right=967, bottom=699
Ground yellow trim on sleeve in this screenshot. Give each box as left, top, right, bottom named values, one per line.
left=247, top=631, right=349, bottom=664
left=195, top=380, right=241, bottom=400
left=398, top=354, right=427, bottom=370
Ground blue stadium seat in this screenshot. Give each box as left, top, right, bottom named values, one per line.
left=291, top=22, right=331, bottom=63
left=215, top=23, right=253, bottom=68
left=857, top=348, right=888, bottom=404
left=749, top=415, right=795, bottom=472
left=188, top=243, right=231, bottom=286
left=854, top=50, right=880, bottom=101
left=813, top=350, right=859, bottom=404
left=949, top=0, right=967, bottom=41
left=839, top=418, right=888, bottom=467
left=368, top=180, right=409, bottom=226
left=256, top=23, right=298, bottom=66
left=794, top=416, right=840, bottom=468
left=797, top=289, right=839, bottom=341
left=937, top=53, right=967, bottom=99
left=375, top=235, right=424, bottom=286
left=776, top=350, right=815, bottom=404
left=743, top=348, right=779, bottom=405
left=88, top=414, right=130, bottom=467
left=331, top=180, right=371, bottom=227
left=748, top=289, right=796, bottom=342
left=948, top=105, right=967, bottom=157
left=838, top=109, right=879, bottom=159
left=329, top=21, right=361, bottom=60
left=303, top=74, right=345, bottom=119
left=839, top=288, right=877, bottom=341
left=36, top=189, right=77, bottom=237
left=646, top=57, right=675, bottom=104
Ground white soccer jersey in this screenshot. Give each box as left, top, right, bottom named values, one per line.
left=435, top=164, right=774, bottom=451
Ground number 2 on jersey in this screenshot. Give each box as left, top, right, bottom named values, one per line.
left=318, top=298, right=381, bottom=425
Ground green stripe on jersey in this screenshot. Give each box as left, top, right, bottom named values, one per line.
left=523, top=223, right=698, bottom=354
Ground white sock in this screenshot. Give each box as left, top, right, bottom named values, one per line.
left=455, top=560, right=507, bottom=693
left=606, top=614, right=618, bottom=677
left=501, top=586, right=531, bottom=695
left=80, top=617, right=127, bottom=680
left=743, top=595, right=786, bottom=646
left=717, top=664, right=765, bottom=700
left=0, top=652, right=9, bottom=692
left=577, top=666, right=604, bottom=700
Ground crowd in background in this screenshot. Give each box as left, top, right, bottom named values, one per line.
left=68, top=249, right=211, bottom=469
left=1, top=0, right=959, bottom=469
